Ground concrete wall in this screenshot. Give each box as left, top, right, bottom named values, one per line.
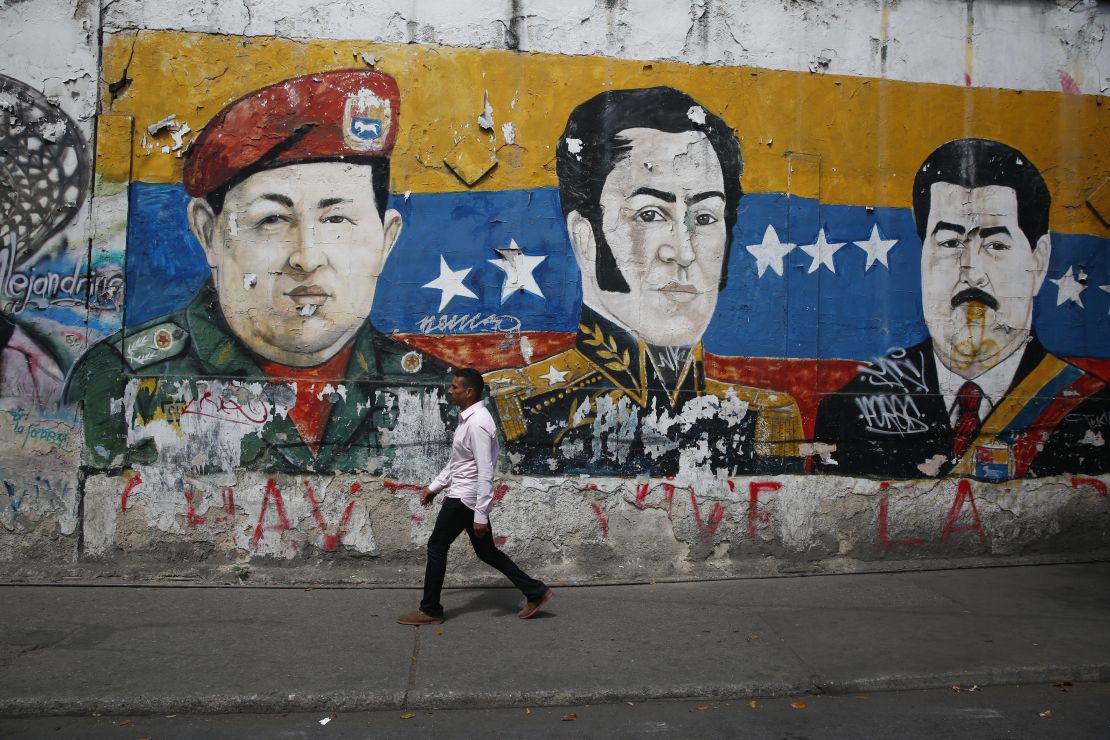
left=2, top=0, right=1108, bottom=584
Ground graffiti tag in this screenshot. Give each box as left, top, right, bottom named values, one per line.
left=0, top=243, right=124, bottom=314
left=417, top=312, right=522, bottom=334
left=6, top=410, right=74, bottom=451
left=855, top=394, right=929, bottom=435
left=173, top=391, right=270, bottom=426
left=857, top=347, right=930, bottom=393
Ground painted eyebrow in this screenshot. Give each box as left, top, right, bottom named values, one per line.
left=687, top=190, right=725, bottom=204
left=317, top=197, right=352, bottom=209
left=932, top=221, right=966, bottom=235
left=257, top=193, right=294, bottom=208
left=629, top=187, right=677, bottom=203
left=978, top=226, right=1011, bottom=239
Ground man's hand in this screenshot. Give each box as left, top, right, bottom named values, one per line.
left=472, top=522, right=490, bottom=538
left=420, top=487, right=436, bottom=507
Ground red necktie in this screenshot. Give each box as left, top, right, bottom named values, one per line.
left=952, top=381, right=984, bottom=459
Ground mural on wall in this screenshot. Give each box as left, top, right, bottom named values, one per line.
left=486, top=87, right=804, bottom=477
left=42, top=30, right=1106, bottom=569
left=65, top=70, right=452, bottom=474
left=815, top=140, right=1108, bottom=480
left=77, top=38, right=1109, bottom=487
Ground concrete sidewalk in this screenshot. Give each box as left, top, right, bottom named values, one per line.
left=1, top=563, right=1108, bottom=716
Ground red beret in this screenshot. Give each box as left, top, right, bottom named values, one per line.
left=183, top=69, right=400, bottom=197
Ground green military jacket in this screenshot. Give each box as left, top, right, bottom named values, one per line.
left=65, top=283, right=451, bottom=473
left=484, top=305, right=806, bottom=477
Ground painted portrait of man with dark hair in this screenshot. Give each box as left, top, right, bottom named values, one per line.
left=486, top=86, right=804, bottom=477
left=814, top=138, right=1108, bottom=480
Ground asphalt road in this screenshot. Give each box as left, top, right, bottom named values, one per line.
left=2, top=682, right=1108, bottom=739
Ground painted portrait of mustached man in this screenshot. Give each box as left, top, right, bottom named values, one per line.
left=815, top=139, right=1108, bottom=480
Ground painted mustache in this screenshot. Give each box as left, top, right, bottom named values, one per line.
left=951, top=288, right=998, bottom=311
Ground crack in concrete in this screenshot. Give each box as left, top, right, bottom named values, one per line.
left=401, top=624, right=420, bottom=708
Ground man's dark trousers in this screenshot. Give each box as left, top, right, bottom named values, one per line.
left=420, top=496, right=547, bottom=618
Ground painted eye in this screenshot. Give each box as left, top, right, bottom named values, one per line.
left=255, top=214, right=289, bottom=228
left=938, top=238, right=961, bottom=249
left=983, top=240, right=1010, bottom=252
left=322, top=214, right=354, bottom=225
left=694, top=213, right=718, bottom=226
left=636, top=208, right=665, bottom=223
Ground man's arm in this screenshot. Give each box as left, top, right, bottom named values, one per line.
left=471, top=422, right=497, bottom=525
left=421, top=459, right=452, bottom=507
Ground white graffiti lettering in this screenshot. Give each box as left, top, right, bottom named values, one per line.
left=417, top=313, right=522, bottom=334
left=855, top=394, right=929, bottom=435
left=857, top=347, right=930, bottom=393
left=0, top=243, right=123, bottom=314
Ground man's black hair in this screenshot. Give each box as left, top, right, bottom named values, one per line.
left=202, top=155, right=391, bottom=221
left=454, top=367, right=484, bottom=398
left=912, top=138, right=1049, bottom=248
left=555, top=87, right=743, bottom=293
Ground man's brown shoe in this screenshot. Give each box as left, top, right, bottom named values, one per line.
left=397, top=609, right=444, bottom=625
left=518, top=589, right=553, bottom=619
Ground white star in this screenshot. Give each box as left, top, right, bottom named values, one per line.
left=798, top=228, right=846, bottom=274
left=853, top=224, right=898, bottom=271
left=1101, top=284, right=1110, bottom=315
left=422, top=256, right=478, bottom=312
left=539, top=364, right=568, bottom=386
left=488, top=239, right=546, bottom=303
left=1051, top=266, right=1086, bottom=308
left=745, top=225, right=796, bottom=278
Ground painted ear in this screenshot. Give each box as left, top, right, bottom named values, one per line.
left=566, top=211, right=597, bottom=276
left=187, top=198, right=220, bottom=268
left=1031, top=232, right=1052, bottom=294
left=381, top=208, right=403, bottom=261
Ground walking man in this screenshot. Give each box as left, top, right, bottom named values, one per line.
left=397, top=368, right=553, bottom=625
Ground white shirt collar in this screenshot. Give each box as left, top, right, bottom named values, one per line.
left=933, top=341, right=1028, bottom=424
left=459, top=399, right=486, bottom=421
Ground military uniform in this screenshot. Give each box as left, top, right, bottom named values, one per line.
left=485, top=306, right=805, bottom=476
left=64, top=283, right=450, bottom=473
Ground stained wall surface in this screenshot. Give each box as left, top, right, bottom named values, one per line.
left=2, top=0, right=1108, bottom=584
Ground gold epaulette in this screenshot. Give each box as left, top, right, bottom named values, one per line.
left=483, top=349, right=598, bottom=441
left=705, top=378, right=805, bottom=457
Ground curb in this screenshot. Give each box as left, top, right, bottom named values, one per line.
left=3, top=665, right=1107, bottom=717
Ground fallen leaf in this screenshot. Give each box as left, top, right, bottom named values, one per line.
left=697, top=705, right=709, bottom=711
left=968, top=685, right=980, bottom=692
left=855, top=695, right=869, bottom=701
left=114, top=720, right=131, bottom=726
left=329, top=712, right=338, bottom=719
left=435, top=628, right=444, bottom=636
left=1039, top=710, right=1053, bottom=718
left=410, top=655, right=417, bottom=663
left=164, top=715, right=177, bottom=718
left=791, top=702, right=807, bottom=710
left=950, top=685, right=961, bottom=693
left=748, top=634, right=759, bottom=641
left=525, top=708, right=532, bottom=715
left=400, top=713, right=415, bottom=719
left=561, top=713, right=577, bottom=721
left=1053, top=681, right=1073, bottom=689
left=747, top=700, right=758, bottom=709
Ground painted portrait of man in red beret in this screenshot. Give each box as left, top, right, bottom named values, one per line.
left=65, top=70, right=450, bottom=473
